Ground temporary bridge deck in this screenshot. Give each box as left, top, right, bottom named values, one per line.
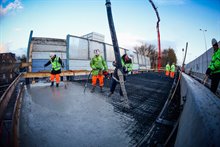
left=1, top=71, right=178, bottom=147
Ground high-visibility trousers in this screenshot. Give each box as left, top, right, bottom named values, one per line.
left=92, top=75, right=104, bottom=87
left=50, top=74, right=60, bottom=83
left=165, top=71, right=170, bottom=76
left=170, top=72, right=175, bottom=78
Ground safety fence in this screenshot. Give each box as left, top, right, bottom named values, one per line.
left=27, top=31, right=151, bottom=73
left=185, top=48, right=213, bottom=74
left=185, top=41, right=220, bottom=94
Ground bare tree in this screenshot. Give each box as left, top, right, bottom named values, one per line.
left=161, top=48, right=177, bottom=67
left=134, top=42, right=157, bottom=68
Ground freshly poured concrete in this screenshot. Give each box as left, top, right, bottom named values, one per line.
left=20, top=82, right=134, bottom=147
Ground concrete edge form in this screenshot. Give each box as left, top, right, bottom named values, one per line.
left=175, top=73, right=220, bottom=147
left=0, top=74, right=22, bottom=121
left=12, top=83, right=24, bottom=147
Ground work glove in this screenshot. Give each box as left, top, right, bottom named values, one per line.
left=123, top=66, right=128, bottom=74
left=62, top=63, right=65, bottom=68
left=103, top=71, right=108, bottom=76
left=92, top=67, right=98, bottom=70
left=205, top=68, right=212, bottom=76
left=112, top=61, right=116, bottom=67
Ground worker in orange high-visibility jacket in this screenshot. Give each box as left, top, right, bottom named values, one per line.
left=170, top=63, right=176, bottom=78
left=90, top=49, right=108, bottom=93
left=44, top=53, right=64, bottom=87
left=165, top=62, right=170, bottom=76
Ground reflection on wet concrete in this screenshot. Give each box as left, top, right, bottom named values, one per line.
left=20, top=82, right=132, bottom=147
left=20, top=73, right=173, bottom=147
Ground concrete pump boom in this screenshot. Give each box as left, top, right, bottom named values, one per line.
left=105, top=0, right=122, bottom=68
left=149, top=0, right=161, bottom=71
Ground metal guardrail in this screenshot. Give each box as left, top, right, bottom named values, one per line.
left=0, top=73, right=23, bottom=147
left=12, top=83, right=24, bottom=147
left=0, top=74, right=22, bottom=122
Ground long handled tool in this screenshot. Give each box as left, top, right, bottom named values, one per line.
left=61, top=52, right=68, bottom=89
left=202, top=75, right=208, bottom=85
left=105, top=0, right=130, bottom=109
left=63, top=75, right=68, bottom=89
left=83, top=70, right=92, bottom=93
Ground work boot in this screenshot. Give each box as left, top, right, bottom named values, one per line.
left=50, top=82, right=54, bottom=87
left=100, top=87, right=104, bottom=93
left=119, top=95, right=124, bottom=102
left=56, top=83, right=59, bottom=87
left=91, top=86, right=95, bottom=93
left=108, top=92, right=113, bottom=97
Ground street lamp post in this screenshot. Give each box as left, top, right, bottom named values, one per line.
left=200, top=29, right=208, bottom=73
left=182, top=48, right=184, bottom=61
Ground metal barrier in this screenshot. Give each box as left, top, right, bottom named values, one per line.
left=27, top=31, right=151, bottom=73
left=12, top=83, right=24, bottom=147
left=0, top=74, right=23, bottom=147
left=0, top=74, right=22, bottom=121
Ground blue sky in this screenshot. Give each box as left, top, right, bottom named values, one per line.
left=0, top=0, right=220, bottom=64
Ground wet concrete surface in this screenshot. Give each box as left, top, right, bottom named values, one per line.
left=20, top=82, right=133, bottom=147
left=20, top=73, right=173, bottom=147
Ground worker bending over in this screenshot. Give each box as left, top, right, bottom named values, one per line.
left=108, top=51, right=133, bottom=97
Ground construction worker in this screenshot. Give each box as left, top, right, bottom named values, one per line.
left=205, top=38, right=220, bottom=94
left=165, top=62, right=170, bottom=76
left=44, top=53, right=64, bottom=87
left=108, top=51, right=133, bottom=97
left=90, top=49, right=108, bottom=93
left=170, top=62, right=175, bottom=78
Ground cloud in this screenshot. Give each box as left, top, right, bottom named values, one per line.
left=155, top=0, right=187, bottom=5
left=0, top=42, right=26, bottom=56
left=1, top=0, right=8, bottom=3
left=117, top=32, right=177, bottom=50
left=117, top=32, right=146, bottom=49
left=0, top=0, right=23, bottom=16
left=14, top=27, right=22, bottom=32
left=0, top=43, right=10, bottom=53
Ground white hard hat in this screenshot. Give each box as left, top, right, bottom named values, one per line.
left=127, top=50, right=134, bottom=58
left=49, top=53, right=55, bottom=58
left=94, top=49, right=100, bottom=55
left=212, top=38, right=217, bottom=46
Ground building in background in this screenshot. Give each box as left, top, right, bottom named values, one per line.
left=82, top=32, right=105, bottom=42
left=0, top=53, right=19, bottom=96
